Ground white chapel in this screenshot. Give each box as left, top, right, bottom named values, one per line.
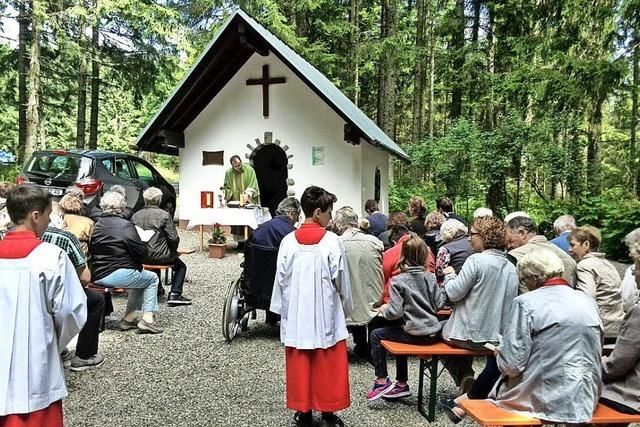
left=136, top=9, right=409, bottom=226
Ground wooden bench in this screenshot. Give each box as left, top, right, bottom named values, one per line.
left=459, top=399, right=640, bottom=426
left=142, top=264, right=172, bottom=287
left=381, top=340, right=492, bottom=422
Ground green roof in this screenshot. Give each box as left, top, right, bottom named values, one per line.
left=136, top=9, right=409, bottom=162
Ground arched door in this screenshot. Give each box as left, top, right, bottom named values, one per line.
left=251, top=144, right=288, bottom=217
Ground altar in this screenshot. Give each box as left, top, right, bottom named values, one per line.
left=186, top=207, right=271, bottom=252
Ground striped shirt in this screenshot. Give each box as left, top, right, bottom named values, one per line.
left=41, top=226, right=87, bottom=269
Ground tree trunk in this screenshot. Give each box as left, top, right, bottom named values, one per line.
left=472, top=0, right=481, bottom=43
left=348, top=0, right=360, bottom=106
left=377, top=0, right=397, bottom=138
left=428, top=0, right=435, bottom=140
left=587, top=98, right=605, bottom=196
left=631, top=37, right=639, bottom=195
left=89, top=0, right=100, bottom=150
left=25, top=0, right=41, bottom=162
left=378, top=0, right=398, bottom=183
left=484, top=2, right=496, bottom=129
left=18, top=0, right=29, bottom=162
left=76, top=4, right=88, bottom=149
left=449, top=0, right=465, bottom=120
left=412, top=0, right=427, bottom=144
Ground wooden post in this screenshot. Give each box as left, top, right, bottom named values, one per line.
left=200, top=225, right=204, bottom=253
left=244, top=225, right=249, bottom=241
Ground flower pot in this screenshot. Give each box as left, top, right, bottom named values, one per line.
left=208, top=243, right=226, bottom=259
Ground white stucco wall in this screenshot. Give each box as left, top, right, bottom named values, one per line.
left=179, top=51, right=390, bottom=221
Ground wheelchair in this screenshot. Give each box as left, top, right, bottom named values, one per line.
left=221, top=241, right=279, bottom=343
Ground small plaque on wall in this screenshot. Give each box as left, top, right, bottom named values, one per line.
left=312, top=146, right=325, bottom=166
left=203, top=151, right=224, bottom=166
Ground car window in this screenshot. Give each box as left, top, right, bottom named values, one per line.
left=131, top=160, right=156, bottom=184
left=101, top=158, right=113, bottom=173
left=26, top=153, right=92, bottom=179
left=114, top=158, right=133, bottom=180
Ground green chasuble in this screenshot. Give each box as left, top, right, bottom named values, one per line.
left=223, top=164, right=260, bottom=204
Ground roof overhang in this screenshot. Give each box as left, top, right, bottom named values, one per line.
left=136, top=9, right=410, bottom=163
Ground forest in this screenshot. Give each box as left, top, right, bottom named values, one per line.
left=0, top=0, right=639, bottom=258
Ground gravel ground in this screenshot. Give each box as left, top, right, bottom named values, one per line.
left=63, top=229, right=478, bottom=427
left=63, top=230, right=633, bottom=427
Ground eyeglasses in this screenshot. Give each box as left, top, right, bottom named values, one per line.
left=469, top=231, right=480, bottom=237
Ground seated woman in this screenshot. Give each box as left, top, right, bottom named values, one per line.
left=435, top=219, right=474, bottom=284
left=380, top=214, right=434, bottom=305
left=132, top=187, right=191, bottom=307
left=487, top=249, right=603, bottom=423
left=90, top=191, right=162, bottom=334
left=59, top=192, right=94, bottom=257
left=423, top=211, right=444, bottom=260
left=439, top=216, right=518, bottom=397
left=408, top=196, right=427, bottom=238
left=569, top=225, right=624, bottom=343
left=600, top=231, right=640, bottom=415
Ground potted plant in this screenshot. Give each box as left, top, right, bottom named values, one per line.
left=208, top=223, right=227, bottom=259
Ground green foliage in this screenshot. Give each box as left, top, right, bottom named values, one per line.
left=527, top=188, right=640, bottom=261
left=208, top=223, right=227, bottom=244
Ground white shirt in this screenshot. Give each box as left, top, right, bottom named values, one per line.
left=270, top=231, right=352, bottom=349
left=0, top=243, right=87, bottom=415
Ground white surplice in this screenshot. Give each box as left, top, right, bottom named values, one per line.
left=0, top=243, right=87, bottom=416
left=270, top=231, right=353, bottom=350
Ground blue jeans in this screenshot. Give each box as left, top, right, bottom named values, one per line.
left=95, top=268, right=159, bottom=313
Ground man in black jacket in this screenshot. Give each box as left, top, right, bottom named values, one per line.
left=132, top=187, right=191, bottom=306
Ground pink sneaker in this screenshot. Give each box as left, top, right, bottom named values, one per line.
left=366, top=378, right=394, bottom=401
left=382, top=382, right=411, bottom=399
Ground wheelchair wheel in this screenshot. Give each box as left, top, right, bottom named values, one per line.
left=222, top=278, right=242, bottom=343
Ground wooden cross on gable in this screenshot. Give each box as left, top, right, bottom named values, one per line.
left=246, top=64, right=286, bottom=117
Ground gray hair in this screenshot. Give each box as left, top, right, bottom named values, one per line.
left=553, top=215, right=576, bottom=232
left=64, top=186, right=85, bottom=199
left=276, top=197, right=301, bottom=217
left=507, top=216, right=537, bottom=234
left=517, top=249, right=565, bottom=285
left=143, top=187, right=163, bottom=206
left=440, top=219, right=468, bottom=243
left=504, top=211, right=530, bottom=223
left=473, top=207, right=493, bottom=219
left=625, top=228, right=640, bottom=260
left=334, top=206, right=359, bottom=230
left=109, top=184, right=126, bottom=197
left=99, top=191, right=126, bottom=215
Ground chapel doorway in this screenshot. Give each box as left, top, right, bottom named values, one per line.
left=251, top=143, right=288, bottom=217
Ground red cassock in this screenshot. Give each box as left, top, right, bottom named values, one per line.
left=0, top=401, right=63, bottom=427
left=284, top=224, right=350, bottom=413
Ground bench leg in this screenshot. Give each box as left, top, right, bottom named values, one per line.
left=417, top=356, right=439, bottom=422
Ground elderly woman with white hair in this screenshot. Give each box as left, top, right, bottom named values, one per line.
left=333, top=206, right=384, bottom=360
left=485, top=249, right=603, bottom=423
left=132, top=187, right=191, bottom=307
left=435, top=219, right=474, bottom=283
left=621, top=229, right=640, bottom=312
left=90, top=191, right=162, bottom=333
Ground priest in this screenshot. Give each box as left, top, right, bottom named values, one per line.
left=223, top=155, right=260, bottom=205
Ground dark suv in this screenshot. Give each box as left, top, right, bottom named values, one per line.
left=17, top=150, right=177, bottom=216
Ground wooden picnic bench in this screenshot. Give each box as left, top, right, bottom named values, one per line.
left=459, top=399, right=640, bottom=426
left=143, top=247, right=195, bottom=286
left=381, top=340, right=492, bottom=422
